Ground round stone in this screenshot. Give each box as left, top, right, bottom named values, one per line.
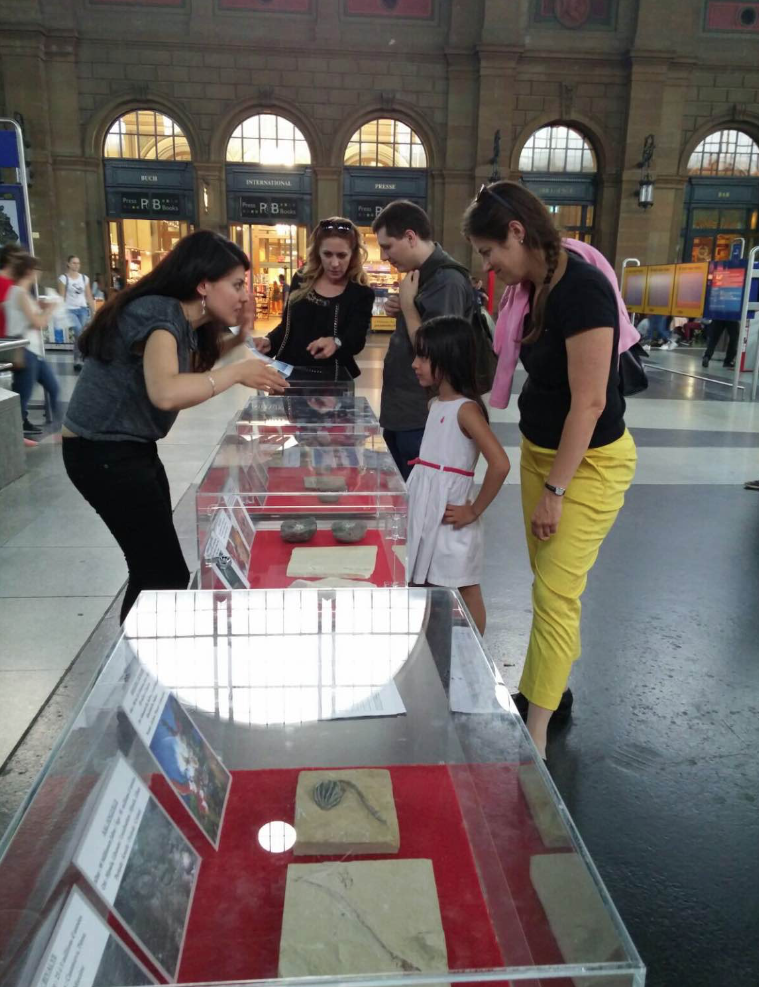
left=280, top=517, right=317, bottom=543
left=332, top=520, right=368, bottom=543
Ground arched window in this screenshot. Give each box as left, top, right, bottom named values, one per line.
left=519, top=125, right=596, bottom=174
left=687, top=129, right=759, bottom=177
left=344, top=119, right=427, bottom=168
left=103, top=110, right=191, bottom=161
left=226, top=114, right=311, bottom=166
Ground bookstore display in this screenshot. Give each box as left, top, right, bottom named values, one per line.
left=0, top=587, right=645, bottom=987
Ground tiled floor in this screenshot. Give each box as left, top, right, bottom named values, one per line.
left=1, top=335, right=758, bottom=985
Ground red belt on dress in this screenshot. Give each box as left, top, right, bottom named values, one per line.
left=408, top=457, right=475, bottom=478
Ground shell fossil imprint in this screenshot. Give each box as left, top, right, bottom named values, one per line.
left=311, top=779, right=387, bottom=825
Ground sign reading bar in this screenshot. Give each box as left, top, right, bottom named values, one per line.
left=240, top=196, right=299, bottom=219
left=120, top=192, right=181, bottom=217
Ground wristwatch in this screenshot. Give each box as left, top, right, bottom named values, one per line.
left=334, top=337, right=342, bottom=349
left=544, top=482, right=566, bottom=497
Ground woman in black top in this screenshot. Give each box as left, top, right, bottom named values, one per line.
left=463, top=182, right=637, bottom=760
left=254, top=217, right=374, bottom=380
left=62, top=231, right=287, bottom=623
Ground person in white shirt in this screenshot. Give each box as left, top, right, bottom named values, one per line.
left=5, top=252, right=60, bottom=435
left=58, top=254, right=95, bottom=372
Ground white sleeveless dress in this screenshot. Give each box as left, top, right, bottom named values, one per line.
left=406, top=396, right=483, bottom=588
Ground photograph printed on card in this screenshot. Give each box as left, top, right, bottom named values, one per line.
left=121, top=663, right=232, bottom=849
left=73, top=757, right=200, bottom=983
left=204, top=508, right=250, bottom=589
left=30, top=886, right=157, bottom=987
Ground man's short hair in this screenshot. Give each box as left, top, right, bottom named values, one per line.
left=0, top=242, right=23, bottom=267
left=372, top=200, right=432, bottom=241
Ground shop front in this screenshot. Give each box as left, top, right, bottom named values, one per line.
left=521, top=174, right=597, bottom=243
left=104, top=159, right=196, bottom=286
left=343, top=167, right=428, bottom=330
left=227, top=166, right=311, bottom=320
left=682, top=178, right=759, bottom=263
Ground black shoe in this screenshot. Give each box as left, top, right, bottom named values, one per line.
left=724, top=361, right=736, bottom=369
left=702, top=358, right=709, bottom=368
left=73, top=363, right=83, bottom=373
left=511, top=688, right=573, bottom=723
left=23, top=419, right=43, bottom=435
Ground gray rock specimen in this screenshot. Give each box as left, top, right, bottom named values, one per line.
left=280, top=517, right=317, bottom=543
left=332, top=520, right=368, bottom=543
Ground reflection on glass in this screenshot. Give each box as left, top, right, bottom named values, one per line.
left=258, top=821, right=297, bottom=853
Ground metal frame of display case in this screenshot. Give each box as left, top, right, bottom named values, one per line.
left=0, top=588, right=645, bottom=987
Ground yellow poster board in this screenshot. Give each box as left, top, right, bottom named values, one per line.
left=644, top=265, right=676, bottom=315
left=371, top=315, right=396, bottom=332
left=672, top=262, right=709, bottom=318
left=621, top=266, right=648, bottom=314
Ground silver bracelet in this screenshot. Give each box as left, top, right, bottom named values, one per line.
left=208, top=374, right=216, bottom=397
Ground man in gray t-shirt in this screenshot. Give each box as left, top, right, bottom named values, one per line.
left=373, top=200, right=473, bottom=480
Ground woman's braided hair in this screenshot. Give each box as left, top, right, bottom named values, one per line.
left=462, top=180, right=562, bottom=345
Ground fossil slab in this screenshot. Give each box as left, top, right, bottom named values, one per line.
left=278, top=860, right=447, bottom=978
left=286, top=546, right=377, bottom=580
left=294, top=769, right=399, bottom=856
left=304, top=475, right=347, bottom=492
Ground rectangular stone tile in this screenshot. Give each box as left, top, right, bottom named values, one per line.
left=0, top=546, right=126, bottom=598
left=0, top=596, right=112, bottom=672
left=0, top=669, right=64, bottom=767
left=5, top=504, right=117, bottom=548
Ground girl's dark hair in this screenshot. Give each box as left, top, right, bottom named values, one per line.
left=462, top=180, right=561, bottom=345
left=414, top=315, right=489, bottom=421
left=10, top=252, right=40, bottom=280
left=78, top=230, right=249, bottom=372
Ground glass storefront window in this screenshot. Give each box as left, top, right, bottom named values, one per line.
left=121, top=219, right=191, bottom=284
left=719, top=208, right=746, bottom=229
left=226, top=114, right=311, bottom=166
left=691, top=236, right=714, bottom=262
left=229, top=224, right=308, bottom=322
left=344, top=119, right=427, bottom=168
left=692, top=208, right=719, bottom=229
left=104, top=110, right=191, bottom=161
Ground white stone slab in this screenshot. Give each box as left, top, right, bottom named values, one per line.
left=286, top=545, right=377, bottom=580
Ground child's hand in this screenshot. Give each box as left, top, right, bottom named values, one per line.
left=443, top=501, right=479, bottom=529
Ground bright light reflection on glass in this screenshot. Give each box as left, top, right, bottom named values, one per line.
left=258, top=821, right=296, bottom=853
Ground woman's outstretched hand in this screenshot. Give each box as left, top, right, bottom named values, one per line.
left=252, top=336, right=272, bottom=354
left=238, top=361, right=288, bottom=394
left=307, top=337, right=338, bottom=360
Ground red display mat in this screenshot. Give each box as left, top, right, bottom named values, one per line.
left=246, top=528, right=397, bottom=588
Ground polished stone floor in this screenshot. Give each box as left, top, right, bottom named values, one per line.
left=1, top=335, right=758, bottom=986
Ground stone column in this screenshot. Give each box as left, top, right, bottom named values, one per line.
left=313, top=166, right=341, bottom=223
left=195, top=162, right=227, bottom=235
left=440, top=50, right=478, bottom=263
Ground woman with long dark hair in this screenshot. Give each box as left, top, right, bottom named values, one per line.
left=406, top=315, right=510, bottom=635
left=254, top=217, right=374, bottom=380
left=63, top=230, right=287, bottom=622
left=462, top=182, right=637, bottom=760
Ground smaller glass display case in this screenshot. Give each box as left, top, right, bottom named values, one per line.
left=196, top=428, right=407, bottom=590
left=236, top=393, right=380, bottom=435
left=0, top=588, right=645, bottom=987
left=274, top=365, right=355, bottom=396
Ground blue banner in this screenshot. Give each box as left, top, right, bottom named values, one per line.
left=0, top=131, right=20, bottom=168
left=705, top=261, right=746, bottom=320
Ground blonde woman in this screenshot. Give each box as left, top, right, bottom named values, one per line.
left=255, top=217, right=374, bottom=379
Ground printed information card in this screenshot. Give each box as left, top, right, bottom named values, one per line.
left=73, top=757, right=200, bottom=982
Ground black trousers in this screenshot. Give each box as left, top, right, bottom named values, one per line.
left=62, top=437, right=190, bottom=623
left=704, top=320, right=739, bottom=364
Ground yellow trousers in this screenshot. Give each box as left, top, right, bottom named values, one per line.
left=518, top=430, right=637, bottom=710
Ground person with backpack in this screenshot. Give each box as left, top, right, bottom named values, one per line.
left=372, top=200, right=476, bottom=480
left=58, top=254, right=95, bottom=372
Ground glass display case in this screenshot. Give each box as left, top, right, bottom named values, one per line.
left=275, top=366, right=355, bottom=396
left=0, top=588, right=645, bottom=987
left=196, top=426, right=407, bottom=590
left=237, top=394, right=380, bottom=433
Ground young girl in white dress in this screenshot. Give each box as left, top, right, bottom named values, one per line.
left=406, top=315, right=510, bottom=634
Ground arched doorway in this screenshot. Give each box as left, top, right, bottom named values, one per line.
left=682, top=128, right=759, bottom=262
left=103, top=109, right=195, bottom=286
left=225, top=113, right=312, bottom=321
left=518, top=124, right=597, bottom=242
left=342, top=118, right=429, bottom=328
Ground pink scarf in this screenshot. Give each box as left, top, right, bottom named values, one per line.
left=489, top=238, right=640, bottom=409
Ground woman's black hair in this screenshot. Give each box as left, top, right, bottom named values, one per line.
left=414, top=315, right=489, bottom=421
left=78, top=230, right=249, bottom=372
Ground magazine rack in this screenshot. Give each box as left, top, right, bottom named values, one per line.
left=0, top=588, right=645, bottom=987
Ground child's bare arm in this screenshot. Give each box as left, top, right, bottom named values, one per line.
left=443, top=403, right=510, bottom=529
